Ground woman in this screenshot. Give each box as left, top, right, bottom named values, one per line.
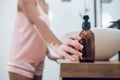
left=7, top=0, right=83, bottom=80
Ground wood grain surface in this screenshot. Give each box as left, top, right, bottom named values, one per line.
left=60, top=61, right=120, bottom=78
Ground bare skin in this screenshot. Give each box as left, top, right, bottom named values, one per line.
left=9, top=0, right=83, bottom=80
left=18, top=0, right=83, bottom=61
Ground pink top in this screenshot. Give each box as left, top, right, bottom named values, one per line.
left=9, top=0, right=50, bottom=63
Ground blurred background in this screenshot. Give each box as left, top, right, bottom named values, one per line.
left=0, top=0, right=120, bottom=80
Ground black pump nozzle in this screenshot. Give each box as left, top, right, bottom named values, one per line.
left=83, top=15, right=89, bottom=21
left=82, top=15, right=91, bottom=30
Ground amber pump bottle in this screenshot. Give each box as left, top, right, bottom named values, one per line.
left=79, top=15, right=95, bottom=62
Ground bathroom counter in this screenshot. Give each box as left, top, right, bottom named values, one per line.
left=60, top=61, right=120, bottom=80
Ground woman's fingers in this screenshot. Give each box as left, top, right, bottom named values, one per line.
left=57, top=34, right=83, bottom=62
left=59, top=44, right=82, bottom=62
left=69, top=34, right=81, bottom=40
left=65, top=39, right=83, bottom=51
left=63, top=44, right=82, bottom=57
left=62, top=51, right=76, bottom=62
left=56, top=44, right=75, bottom=62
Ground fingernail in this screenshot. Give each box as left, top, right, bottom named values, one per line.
left=79, top=53, right=82, bottom=56
left=72, top=58, right=75, bottom=62
left=81, top=45, right=84, bottom=49
left=79, top=36, right=81, bottom=39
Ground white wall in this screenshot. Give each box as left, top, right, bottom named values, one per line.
left=0, top=0, right=95, bottom=80
left=102, top=0, right=120, bottom=20
left=0, top=0, right=17, bottom=80
left=46, top=0, right=95, bottom=39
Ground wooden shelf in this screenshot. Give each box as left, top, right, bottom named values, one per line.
left=60, top=61, right=120, bottom=78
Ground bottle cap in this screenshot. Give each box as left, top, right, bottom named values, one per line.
left=82, top=15, right=91, bottom=30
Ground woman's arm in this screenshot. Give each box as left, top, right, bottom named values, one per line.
left=18, top=0, right=61, bottom=47
left=18, top=0, right=83, bottom=61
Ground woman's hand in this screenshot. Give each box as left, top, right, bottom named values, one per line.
left=56, top=34, right=83, bottom=62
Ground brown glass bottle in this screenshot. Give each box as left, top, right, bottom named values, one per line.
left=79, top=15, right=95, bottom=62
